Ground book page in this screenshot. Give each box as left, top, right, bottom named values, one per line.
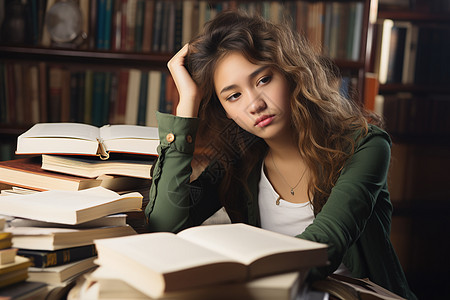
left=95, top=232, right=241, bottom=274
left=177, top=223, right=327, bottom=265
left=99, top=124, right=158, bottom=140
left=19, top=123, right=100, bottom=141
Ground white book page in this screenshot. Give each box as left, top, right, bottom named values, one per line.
left=99, top=125, right=158, bottom=141
left=177, top=223, right=326, bottom=265
left=19, top=123, right=100, bottom=141
left=95, top=232, right=239, bottom=274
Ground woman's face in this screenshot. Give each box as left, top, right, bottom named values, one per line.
left=214, top=52, right=293, bottom=141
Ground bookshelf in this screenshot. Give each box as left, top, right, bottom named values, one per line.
left=0, top=0, right=378, bottom=161
left=371, top=1, right=450, bottom=298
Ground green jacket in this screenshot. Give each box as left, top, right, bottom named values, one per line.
left=145, top=112, right=417, bottom=300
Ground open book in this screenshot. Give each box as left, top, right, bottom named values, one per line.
left=94, top=223, right=328, bottom=298
left=0, top=187, right=143, bottom=225
left=16, top=123, right=159, bottom=160
left=312, top=274, right=406, bottom=300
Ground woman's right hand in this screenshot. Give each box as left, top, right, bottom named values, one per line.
left=167, top=44, right=201, bottom=118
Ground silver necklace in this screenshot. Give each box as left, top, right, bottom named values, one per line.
left=270, top=151, right=307, bottom=205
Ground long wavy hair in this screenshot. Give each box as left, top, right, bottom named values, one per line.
left=186, top=10, right=382, bottom=219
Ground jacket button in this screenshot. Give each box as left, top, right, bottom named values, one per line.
left=166, top=133, right=175, bottom=143
left=186, top=135, right=193, bottom=143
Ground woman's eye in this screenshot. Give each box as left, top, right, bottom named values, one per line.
left=257, top=75, right=272, bottom=86
left=227, top=93, right=241, bottom=101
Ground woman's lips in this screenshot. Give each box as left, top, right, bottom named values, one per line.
left=254, top=115, right=275, bottom=127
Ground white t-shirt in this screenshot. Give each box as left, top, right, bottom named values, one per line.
left=258, top=163, right=351, bottom=276
left=258, top=163, right=315, bottom=236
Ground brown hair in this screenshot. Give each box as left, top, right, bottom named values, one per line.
left=186, top=10, right=382, bottom=219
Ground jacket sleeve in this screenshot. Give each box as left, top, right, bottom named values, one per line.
left=297, top=130, right=392, bottom=278
left=144, top=112, right=222, bottom=232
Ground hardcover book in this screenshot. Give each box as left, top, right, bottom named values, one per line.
left=18, top=244, right=97, bottom=268
left=0, top=156, right=102, bottom=191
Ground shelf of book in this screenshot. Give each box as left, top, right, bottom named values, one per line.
left=0, top=0, right=377, bottom=161
left=0, top=46, right=172, bottom=69
left=372, top=2, right=450, bottom=298
left=377, top=11, right=450, bottom=22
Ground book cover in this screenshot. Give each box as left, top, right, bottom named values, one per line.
left=141, top=0, right=154, bottom=52
left=0, top=156, right=102, bottom=191
left=18, top=245, right=97, bottom=268
left=94, top=223, right=327, bottom=298
left=136, top=71, right=149, bottom=126
left=0, top=186, right=143, bottom=225
left=125, top=0, right=137, bottom=51
left=124, top=69, right=141, bottom=125
left=145, top=70, right=161, bottom=127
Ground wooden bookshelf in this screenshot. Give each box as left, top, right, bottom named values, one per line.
left=0, top=45, right=172, bottom=69
left=372, top=1, right=450, bottom=298
left=0, top=0, right=378, bottom=161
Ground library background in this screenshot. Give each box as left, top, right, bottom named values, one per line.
left=0, top=0, right=449, bottom=299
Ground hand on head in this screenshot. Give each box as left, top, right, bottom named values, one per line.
left=167, top=44, right=201, bottom=118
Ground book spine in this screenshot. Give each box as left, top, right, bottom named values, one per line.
left=17, top=244, right=97, bottom=268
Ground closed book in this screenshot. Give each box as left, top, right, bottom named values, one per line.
left=10, top=214, right=128, bottom=229
left=0, top=256, right=32, bottom=288
left=0, top=157, right=102, bottom=191
left=0, top=232, right=12, bottom=250
left=17, top=245, right=97, bottom=268
left=0, top=248, right=17, bottom=265
left=141, top=0, right=154, bottom=52
left=0, top=186, right=142, bottom=225
left=28, top=256, right=97, bottom=285
left=42, top=154, right=154, bottom=179
left=7, top=225, right=137, bottom=251
left=124, top=69, right=141, bottom=125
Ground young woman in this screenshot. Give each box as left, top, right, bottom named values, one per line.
left=145, top=10, right=416, bottom=299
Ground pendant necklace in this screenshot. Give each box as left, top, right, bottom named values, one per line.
left=270, top=151, right=307, bottom=205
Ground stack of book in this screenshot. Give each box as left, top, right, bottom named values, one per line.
left=0, top=187, right=142, bottom=299
left=0, top=122, right=158, bottom=194
left=67, top=223, right=328, bottom=300
left=0, top=216, right=48, bottom=299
